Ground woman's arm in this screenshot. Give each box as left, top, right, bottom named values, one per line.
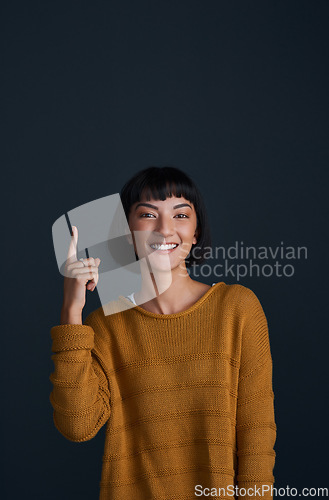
left=236, top=288, right=277, bottom=499
left=49, top=310, right=111, bottom=442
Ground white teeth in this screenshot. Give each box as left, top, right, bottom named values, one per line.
left=150, top=243, right=178, bottom=250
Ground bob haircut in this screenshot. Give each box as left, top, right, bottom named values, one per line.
left=120, top=166, right=212, bottom=267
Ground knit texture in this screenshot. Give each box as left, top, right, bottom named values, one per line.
left=50, top=282, right=276, bottom=500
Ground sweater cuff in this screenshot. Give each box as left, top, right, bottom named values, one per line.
left=50, top=324, right=94, bottom=353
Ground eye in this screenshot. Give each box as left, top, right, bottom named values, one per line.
left=175, top=214, right=189, bottom=218
left=139, top=212, right=156, bottom=218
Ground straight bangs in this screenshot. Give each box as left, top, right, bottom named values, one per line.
left=122, top=167, right=199, bottom=220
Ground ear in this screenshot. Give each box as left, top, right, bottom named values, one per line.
left=192, top=227, right=199, bottom=245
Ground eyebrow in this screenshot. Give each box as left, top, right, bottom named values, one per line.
left=135, top=202, right=192, bottom=211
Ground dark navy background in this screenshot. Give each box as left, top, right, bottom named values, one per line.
left=2, top=1, right=328, bottom=498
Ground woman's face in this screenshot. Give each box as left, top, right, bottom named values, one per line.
left=128, top=194, right=199, bottom=271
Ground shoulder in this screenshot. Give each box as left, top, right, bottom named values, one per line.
left=229, top=284, right=268, bottom=329
left=212, top=282, right=265, bottom=319
left=231, top=283, right=263, bottom=307
left=85, top=296, right=133, bottom=324
left=84, top=306, right=103, bottom=326
left=83, top=296, right=133, bottom=331
left=213, top=281, right=258, bottom=304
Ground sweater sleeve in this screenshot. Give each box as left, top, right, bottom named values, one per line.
left=236, top=288, right=277, bottom=499
left=49, top=311, right=111, bottom=442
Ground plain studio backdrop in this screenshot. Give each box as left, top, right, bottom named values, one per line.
left=2, top=1, right=328, bottom=498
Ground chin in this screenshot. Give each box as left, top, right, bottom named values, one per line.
left=150, top=254, right=188, bottom=273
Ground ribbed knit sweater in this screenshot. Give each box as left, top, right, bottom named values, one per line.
left=50, top=282, right=276, bottom=500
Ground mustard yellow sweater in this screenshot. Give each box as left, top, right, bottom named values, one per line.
left=50, top=282, right=276, bottom=500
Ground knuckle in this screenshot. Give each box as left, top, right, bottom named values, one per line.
left=84, top=258, right=95, bottom=267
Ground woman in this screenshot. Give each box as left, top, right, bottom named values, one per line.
left=50, top=166, right=276, bottom=500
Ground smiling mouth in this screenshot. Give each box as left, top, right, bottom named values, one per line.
left=149, top=243, right=179, bottom=251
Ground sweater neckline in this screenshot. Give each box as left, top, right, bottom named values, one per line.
left=120, top=282, right=225, bottom=319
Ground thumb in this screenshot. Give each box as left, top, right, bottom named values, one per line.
left=66, top=225, right=78, bottom=264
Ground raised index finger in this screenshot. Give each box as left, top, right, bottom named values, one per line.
left=66, top=225, right=78, bottom=265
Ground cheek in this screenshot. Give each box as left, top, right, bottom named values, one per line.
left=177, top=242, right=193, bottom=257
left=180, top=222, right=197, bottom=239
left=177, top=224, right=197, bottom=251
left=128, top=217, right=144, bottom=234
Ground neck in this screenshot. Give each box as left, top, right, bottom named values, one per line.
left=134, top=259, right=197, bottom=314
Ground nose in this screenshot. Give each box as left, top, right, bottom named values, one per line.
left=154, top=215, right=175, bottom=239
